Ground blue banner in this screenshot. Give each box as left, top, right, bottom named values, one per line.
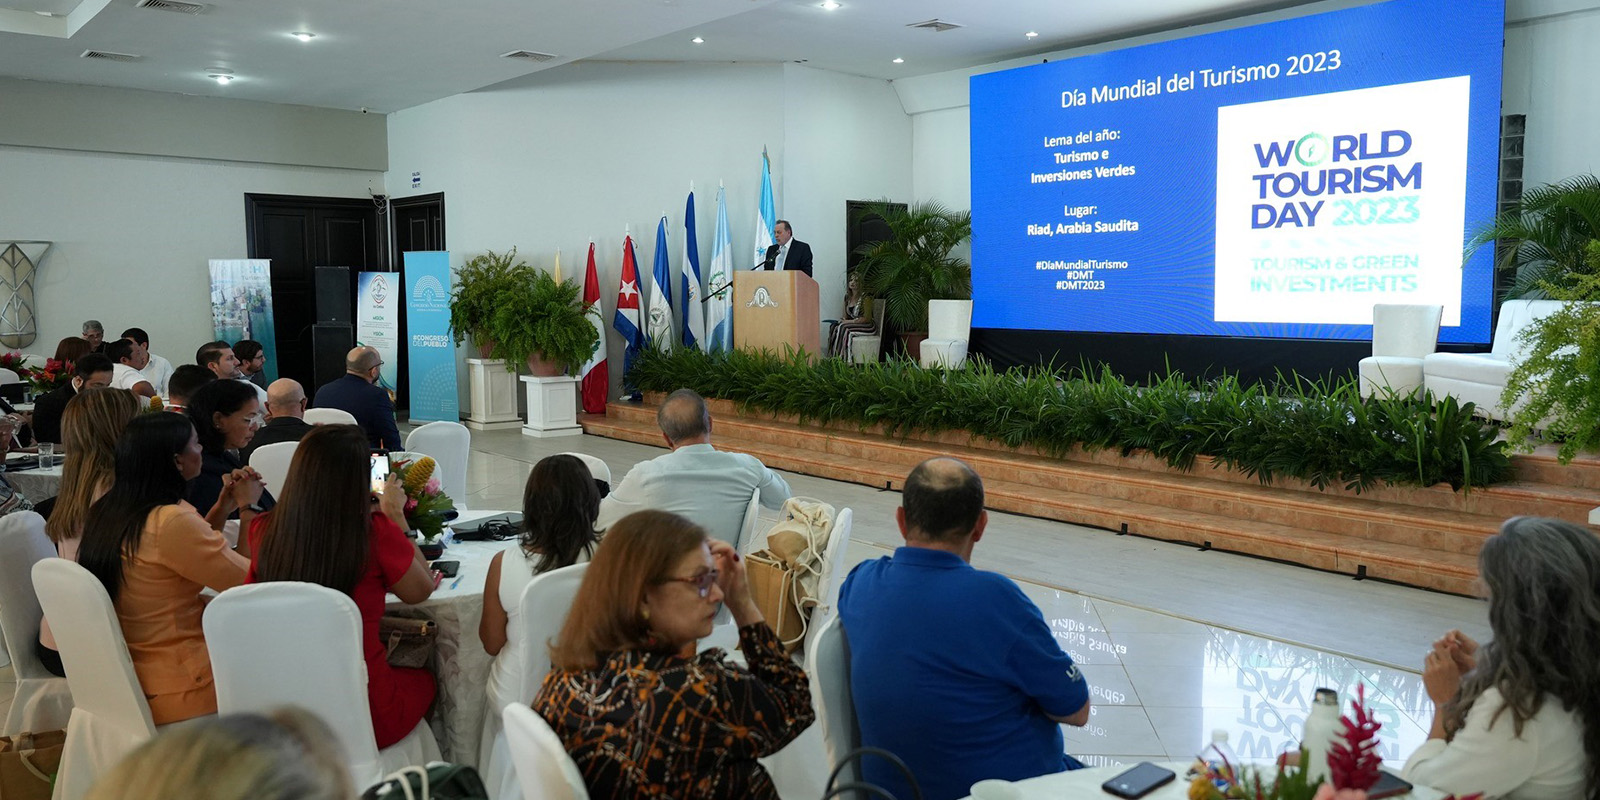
left=357, top=272, right=401, bottom=394
left=208, top=259, right=280, bottom=382
left=403, top=251, right=459, bottom=422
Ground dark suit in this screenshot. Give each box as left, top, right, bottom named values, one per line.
left=240, top=416, right=315, bottom=465
left=29, top=383, right=75, bottom=444
left=762, top=240, right=814, bottom=277
left=187, top=449, right=276, bottom=518
left=313, top=373, right=402, bottom=451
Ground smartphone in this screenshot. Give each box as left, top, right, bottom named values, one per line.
left=370, top=454, right=388, bottom=493
left=431, top=560, right=460, bottom=578
left=1369, top=770, right=1414, bottom=800
left=1101, top=762, right=1175, bottom=799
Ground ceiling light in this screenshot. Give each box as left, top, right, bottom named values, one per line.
left=691, top=36, right=705, bottom=44
left=292, top=31, right=315, bottom=42
left=820, top=1, right=840, bottom=8
left=206, top=67, right=234, bottom=85
left=892, top=57, right=904, bottom=64
left=1025, top=31, right=1039, bottom=38
left=213, top=75, right=233, bottom=85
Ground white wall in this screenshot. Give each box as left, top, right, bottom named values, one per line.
left=0, top=144, right=382, bottom=361
left=386, top=60, right=912, bottom=401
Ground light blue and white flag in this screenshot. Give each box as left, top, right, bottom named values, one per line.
left=707, top=187, right=735, bottom=352
left=752, top=148, right=776, bottom=268
left=681, top=190, right=706, bottom=351
left=647, top=216, right=675, bottom=349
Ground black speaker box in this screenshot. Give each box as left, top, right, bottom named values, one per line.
left=312, top=323, right=355, bottom=389
left=314, top=265, right=353, bottom=323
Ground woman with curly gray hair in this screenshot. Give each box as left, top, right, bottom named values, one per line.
left=1403, top=516, right=1599, bottom=799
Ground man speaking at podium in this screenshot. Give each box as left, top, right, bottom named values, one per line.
left=761, top=219, right=814, bottom=277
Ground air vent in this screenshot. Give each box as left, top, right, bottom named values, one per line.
left=907, top=18, right=963, bottom=32
left=80, top=50, right=142, bottom=62
left=500, top=50, right=558, bottom=63
left=136, top=0, right=207, bottom=14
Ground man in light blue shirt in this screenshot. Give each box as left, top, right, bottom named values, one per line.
left=840, top=457, right=1091, bottom=800
left=596, top=388, right=791, bottom=549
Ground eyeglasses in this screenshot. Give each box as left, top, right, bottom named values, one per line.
left=660, top=569, right=719, bottom=598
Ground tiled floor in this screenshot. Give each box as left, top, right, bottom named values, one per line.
left=1, top=425, right=1478, bottom=793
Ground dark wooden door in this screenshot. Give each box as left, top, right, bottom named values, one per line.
left=389, top=193, right=446, bottom=410
left=245, top=194, right=387, bottom=390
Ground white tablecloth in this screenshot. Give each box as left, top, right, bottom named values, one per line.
left=957, top=762, right=1444, bottom=800
left=386, top=511, right=521, bottom=767
left=4, top=461, right=62, bottom=502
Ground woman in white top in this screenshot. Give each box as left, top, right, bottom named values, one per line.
left=479, top=454, right=603, bottom=713
left=1403, top=516, right=1599, bottom=800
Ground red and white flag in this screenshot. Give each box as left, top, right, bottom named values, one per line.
left=581, top=242, right=608, bottom=413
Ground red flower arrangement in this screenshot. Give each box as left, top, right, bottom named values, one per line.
left=0, top=352, right=25, bottom=373
left=22, top=358, right=72, bottom=395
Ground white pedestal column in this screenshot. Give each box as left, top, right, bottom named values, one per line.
left=521, top=375, right=582, bottom=438
left=465, top=358, right=523, bottom=432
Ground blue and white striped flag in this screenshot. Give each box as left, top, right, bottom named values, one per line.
left=707, top=187, right=734, bottom=352
left=752, top=148, right=776, bottom=268
left=646, top=216, right=675, bottom=350
left=681, top=191, right=706, bottom=351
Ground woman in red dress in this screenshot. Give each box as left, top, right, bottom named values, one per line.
left=246, top=424, right=436, bottom=747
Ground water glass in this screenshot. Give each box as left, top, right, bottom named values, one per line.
left=37, top=442, right=54, bottom=468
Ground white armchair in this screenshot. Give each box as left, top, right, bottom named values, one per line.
left=1358, top=304, right=1442, bottom=399
left=1422, top=299, right=1567, bottom=421
left=920, top=299, right=972, bottom=369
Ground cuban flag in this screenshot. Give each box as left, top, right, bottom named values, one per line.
left=580, top=242, right=608, bottom=413
left=752, top=148, right=776, bottom=268
left=681, top=191, right=706, bottom=351
left=646, top=216, right=675, bottom=350
left=706, top=187, right=734, bottom=352
left=613, top=235, right=646, bottom=395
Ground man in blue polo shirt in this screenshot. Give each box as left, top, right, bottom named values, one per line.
left=839, top=457, right=1091, bottom=800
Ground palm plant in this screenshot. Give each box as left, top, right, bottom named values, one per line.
left=450, top=248, right=531, bottom=354
left=1466, top=175, right=1600, bottom=299
left=852, top=200, right=972, bottom=333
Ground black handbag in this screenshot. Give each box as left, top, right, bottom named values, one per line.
left=822, top=747, right=924, bottom=800
left=362, top=764, right=488, bottom=800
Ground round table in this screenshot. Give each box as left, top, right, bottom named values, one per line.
left=4, top=459, right=62, bottom=502
left=385, top=512, right=521, bottom=767
left=958, top=762, right=1443, bottom=800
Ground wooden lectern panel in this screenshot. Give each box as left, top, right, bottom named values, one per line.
left=732, top=271, right=820, bottom=359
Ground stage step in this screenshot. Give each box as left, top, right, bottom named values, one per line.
left=584, top=401, right=1517, bottom=595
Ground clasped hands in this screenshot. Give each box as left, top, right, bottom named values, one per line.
left=1422, top=628, right=1478, bottom=705
left=219, top=467, right=267, bottom=511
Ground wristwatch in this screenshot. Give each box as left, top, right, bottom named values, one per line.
left=245, top=502, right=268, bottom=514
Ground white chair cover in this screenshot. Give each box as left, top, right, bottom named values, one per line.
left=921, top=299, right=973, bottom=369
left=481, top=562, right=589, bottom=800
left=804, top=507, right=853, bottom=655
left=203, top=582, right=440, bottom=789
left=0, top=512, right=73, bottom=735
left=807, top=615, right=860, bottom=786
left=503, top=703, right=589, bottom=800
left=406, top=421, right=471, bottom=513
left=31, top=559, right=157, bottom=800
left=0, top=367, right=20, bottom=385
left=700, top=487, right=764, bottom=652
left=555, top=452, right=612, bottom=485
left=248, top=441, right=299, bottom=498
left=1423, top=299, right=1568, bottom=420
left=304, top=407, right=359, bottom=426
left=1358, top=304, right=1442, bottom=399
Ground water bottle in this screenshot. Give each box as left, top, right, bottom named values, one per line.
left=1301, top=688, right=1340, bottom=786
left=1201, top=729, right=1241, bottom=784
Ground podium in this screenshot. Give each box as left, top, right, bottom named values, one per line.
left=732, top=270, right=820, bottom=359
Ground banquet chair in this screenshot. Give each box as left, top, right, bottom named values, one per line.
left=807, top=616, right=861, bottom=787
left=803, top=507, right=854, bottom=655
left=1358, top=303, right=1443, bottom=399
left=32, top=559, right=159, bottom=800
left=921, top=299, right=973, bottom=369
left=700, top=487, right=765, bottom=654
left=0, top=367, right=20, bottom=385
left=304, top=407, right=359, bottom=426
left=0, top=512, right=73, bottom=735
left=503, top=703, right=589, bottom=800
left=203, top=582, right=440, bottom=789
left=406, top=421, right=471, bottom=512
left=248, top=441, right=299, bottom=498
left=555, top=451, right=612, bottom=485
left=481, top=562, right=589, bottom=800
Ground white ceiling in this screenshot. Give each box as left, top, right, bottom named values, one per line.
left=0, top=0, right=1333, bottom=113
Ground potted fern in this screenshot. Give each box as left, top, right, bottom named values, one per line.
left=450, top=248, right=530, bottom=357
left=486, top=269, right=599, bottom=377
left=1501, top=241, right=1600, bottom=462
left=852, top=200, right=973, bottom=360
left=1466, top=174, right=1600, bottom=298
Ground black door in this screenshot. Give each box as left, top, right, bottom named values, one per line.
left=389, top=193, right=446, bottom=411
left=245, top=194, right=387, bottom=391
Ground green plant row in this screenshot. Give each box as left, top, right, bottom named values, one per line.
left=628, top=347, right=1513, bottom=493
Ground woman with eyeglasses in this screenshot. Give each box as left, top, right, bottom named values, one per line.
left=532, top=510, right=814, bottom=800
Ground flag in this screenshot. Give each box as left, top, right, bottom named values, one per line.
left=752, top=148, right=776, bottom=268
left=614, top=235, right=646, bottom=395
left=707, top=187, right=734, bottom=352
left=580, top=242, right=608, bottom=414
left=646, top=216, right=675, bottom=349
left=553, top=248, right=563, bottom=284
left=681, top=191, right=706, bottom=351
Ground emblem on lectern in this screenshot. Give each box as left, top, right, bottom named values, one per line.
left=746, top=287, right=779, bottom=309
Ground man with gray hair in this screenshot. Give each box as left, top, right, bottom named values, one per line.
left=242, top=379, right=314, bottom=464
left=81, top=319, right=106, bottom=354
left=312, top=346, right=401, bottom=450
left=596, top=388, right=791, bottom=548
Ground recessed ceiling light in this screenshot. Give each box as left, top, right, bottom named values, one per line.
left=206, top=67, right=234, bottom=84
left=892, top=57, right=904, bottom=64
left=1025, top=31, right=1039, bottom=38
left=292, top=31, right=315, bottom=42
left=213, top=75, right=234, bottom=85
left=691, top=36, right=705, bottom=44
left=820, top=1, right=840, bottom=8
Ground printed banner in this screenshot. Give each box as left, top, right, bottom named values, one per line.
left=402, top=251, right=459, bottom=422
left=357, top=272, right=401, bottom=394
left=207, top=259, right=280, bottom=382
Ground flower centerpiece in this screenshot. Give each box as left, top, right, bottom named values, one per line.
left=0, top=352, right=26, bottom=373
left=22, top=358, right=71, bottom=396
left=391, top=456, right=455, bottom=541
